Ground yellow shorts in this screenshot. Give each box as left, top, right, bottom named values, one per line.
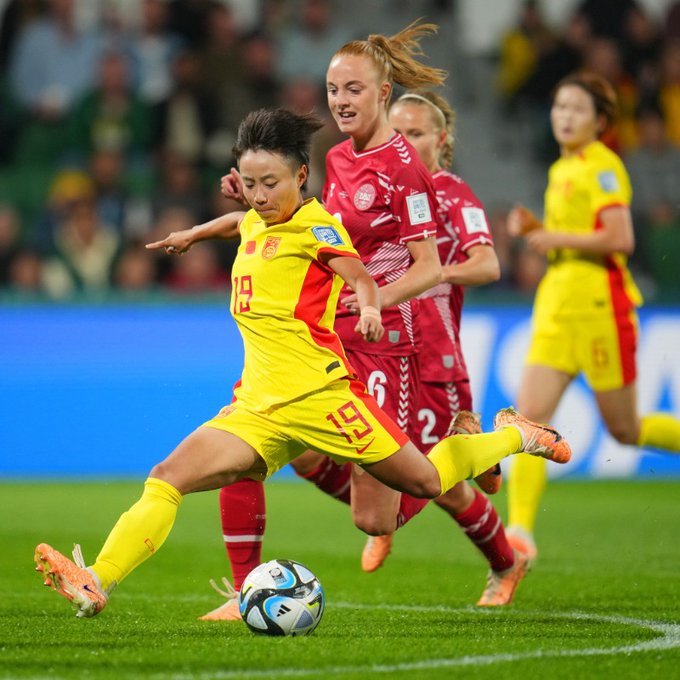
left=526, top=309, right=638, bottom=391
left=202, top=377, right=409, bottom=479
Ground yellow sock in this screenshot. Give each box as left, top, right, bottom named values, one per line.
left=508, top=454, right=547, bottom=533
left=90, top=477, right=183, bottom=591
left=428, top=428, right=522, bottom=495
left=638, top=413, right=680, bottom=452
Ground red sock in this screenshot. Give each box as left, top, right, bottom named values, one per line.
left=451, top=488, right=514, bottom=572
left=396, top=494, right=430, bottom=528
left=297, top=458, right=352, bottom=505
left=219, top=479, right=266, bottom=591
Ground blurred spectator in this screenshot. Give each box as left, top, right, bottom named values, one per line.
left=666, top=0, right=680, bottom=41
left=155, top=48, right=220, bottom=165
left=42, top=196, right=120, bottom=297
left=0, top=75, right=22, bottom=164
left=658, top=41, right=680, bottom=145
left=196, top=2, right=243, bottom=137
left=577, top=0, right=639, bottom=41
left=625, top=105, right=680, bottom=276
left=221, top=31, right=281, bottom=133
left=128, top=0, right=184, bottom=107
left=88, top=149, right=131, bottom=235
left=621, top=5, right=662, bottom=85
left=496, top=0, right=555, bottom=109
left=66, top=49, right=153, bottom=161
left=7, top=249, right=45, bottom=292
left=152, top=152, right=204, bottom=223
left=114, top=243, right=158, bottom=292
left=163, top=241, right=226, bottom=293
left=275, top=0, right=352, bottom=86
left=8, top=0, right=101, bottom=119
left=581, top=37, right=639, bottom=150
left=8, top=0, right=102, bottom=164
left=0, top=0, right=47, bottom=72
left=167, top=0, right=214, bottom=49
left=0, top=204, right=22, bottom=285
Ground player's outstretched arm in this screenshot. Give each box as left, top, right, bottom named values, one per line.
left=146, top=211, right=246, bottom=255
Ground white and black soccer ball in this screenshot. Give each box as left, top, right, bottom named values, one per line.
left=238, top=559, right=325, bottom=636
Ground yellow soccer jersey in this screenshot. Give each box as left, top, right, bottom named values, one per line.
left=230, top=198, right=360, bottom=411
left=537, top=140, right=642, bottom=318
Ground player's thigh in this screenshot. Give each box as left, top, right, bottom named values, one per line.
left=151, top=426, right=266, bottom=494
left=362, top=441, right=440, bottom=499
left=516, top=363, right=572, bottom=423
left=594, top=382, right=640, bottom=444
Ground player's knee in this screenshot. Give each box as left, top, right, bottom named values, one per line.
left=290, top=451, right=324, bottom=477
left=608, top=423, right=639, bottom=445
left=405, top=474, right=441, bottom=499
left=352, top=508, right=395, bottom=536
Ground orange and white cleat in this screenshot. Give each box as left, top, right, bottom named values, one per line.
left=476, top=549, right=529, bottom=606
left=361, top=534, right=393, bottom=573
left=493, top=407, right=571, bottom=464
left=447, top=410, right=503, bottom=494
left=506, top=527, right=538, bottom=569
left=198, top=577, right=242, bottom=621
left=34, top=543, right=108, bottom=618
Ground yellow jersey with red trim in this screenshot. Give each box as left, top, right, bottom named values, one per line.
left=537, top=140, right=643, bottom=318
left=230, top=198, right=359, bottom=411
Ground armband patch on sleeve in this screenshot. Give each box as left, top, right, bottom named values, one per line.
left=598, top=170, right=619, bottom=193
left=406, top=192, right=433, bottom=225
left=461, top=206, right=489, bottom=234
left=312, top=226, right=344, bottom=246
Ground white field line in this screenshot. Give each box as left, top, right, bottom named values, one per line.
left=133, top=603, right=680, bottom=680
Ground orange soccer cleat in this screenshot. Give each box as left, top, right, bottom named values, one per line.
left=447, top=410, right=503, bottom=494
left=198, top=577, right=242, bottom=621
left=494, top=407, right=571, bottom=464
left=361, top=534, right=393, bottom=573
left=506, top=527, right=538, bottom=569
left=476, top=549, right=529, bottom=606
left=34, top=543, right=108, bottom=618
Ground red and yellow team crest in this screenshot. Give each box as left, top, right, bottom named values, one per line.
left=262, top=236, right=282, bottom=260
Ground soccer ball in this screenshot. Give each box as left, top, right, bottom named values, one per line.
left=238, top=559, right=325, bottom=636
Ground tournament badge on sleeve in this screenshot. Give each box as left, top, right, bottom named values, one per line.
left=262, top=236, right=282, bottom=260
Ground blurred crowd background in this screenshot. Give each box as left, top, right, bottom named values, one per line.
left=0, top=0, right=678, bottom=301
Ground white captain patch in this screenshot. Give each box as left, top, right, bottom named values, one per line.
left=461, top=207, right=489, bottom=234
left=312, top=226, right=344, bottom=246
left=406, top=192, right=432, bottom=225
left=598, top=170, right=619, bottom=193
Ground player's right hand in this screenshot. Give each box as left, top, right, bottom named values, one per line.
left=507, top=204, right=542, bottom=236
left=145, top=230, right=194, bottom=255
left=355, top=306, right=384, bottom=343
left=221, top=168, right=247, bottom=205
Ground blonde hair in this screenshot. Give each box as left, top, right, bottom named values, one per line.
left=395, top=89, right=456, bottom=168
left=334, top=20, right=447, bottom=93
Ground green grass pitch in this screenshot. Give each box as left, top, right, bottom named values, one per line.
left=2, top=479, right=679, bottom=679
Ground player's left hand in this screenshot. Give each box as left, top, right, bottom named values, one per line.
left=146, top=230, right=194, bottom=255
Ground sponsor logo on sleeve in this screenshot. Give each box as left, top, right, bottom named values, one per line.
left=406, top=192, right=432, bottom=225
left=312, top=226, right=344, bottom=246
left=597, top=170, right=619, bottom=193
left=461, top=206, right=490, bottom=234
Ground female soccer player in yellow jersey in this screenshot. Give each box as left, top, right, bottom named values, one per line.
left=505, top=72, right=680, bottom=566
left=34, top=108, right=570, bottom=619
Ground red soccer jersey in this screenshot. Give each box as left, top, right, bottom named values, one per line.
left=323, top=134, right=439, bottom=356
left=418, top=170, right=494, bottom=383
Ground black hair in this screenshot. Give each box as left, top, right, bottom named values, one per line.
left=232, top=108, right=324, bottom=172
